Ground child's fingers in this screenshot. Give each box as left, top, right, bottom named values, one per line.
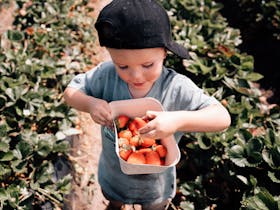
left=140, top=129, right=157, bottom=139
left=145, top=110, right=158, bottom=119
left=138, top=121, right=155, bottom=136
left=101, top=111, right=112, bottom=122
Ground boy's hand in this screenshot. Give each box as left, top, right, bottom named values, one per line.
left=89, top=97, right=112, bottom=127
left=139, top=111, right=177, bottom=139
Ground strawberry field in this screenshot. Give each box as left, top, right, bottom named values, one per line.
left=1, top=0, right=279, bottom=209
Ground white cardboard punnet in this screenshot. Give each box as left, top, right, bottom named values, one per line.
left=109, top=97, right=181, bottom=175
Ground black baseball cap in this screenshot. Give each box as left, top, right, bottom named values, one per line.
left=95, top=0, right=189, bottom=59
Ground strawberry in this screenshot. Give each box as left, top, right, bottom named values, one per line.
left=133, top=117, right=147, bottom=129
left=118, top=129, right=132, bottom=140
left=115, top=115, right=130, bottom=129
left=128, top=121, right=138, bottom=135
left=140, top=137, right=156, bottom=148
left=119, top=148, right=132, bottom=161
left=127, top=151, right=146, bottom=164
left=155, top=144, right=167, bottom=158
left=129, top=135, right=140, bottom=147
left=145, top=150, right=161, bottom=165
left=118, top=137, right=130, bottom=147
left=138, top=147, right=152, bottom=154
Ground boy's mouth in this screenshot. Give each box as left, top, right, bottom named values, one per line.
left=133, top=82, right=145, bottom=87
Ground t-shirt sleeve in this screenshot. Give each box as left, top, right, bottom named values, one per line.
left=66, top=62, right=109, bottom=98
left=171, top=75, right=219, bottom=111
left=67, top=73, right=88, bottom=93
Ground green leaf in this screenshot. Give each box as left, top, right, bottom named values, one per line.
left=246, top=138, right=263, bottom=154
left=0, top=95, right=7, bottom=110
left=228, top=145, right=247, bottom=167
left=0, top=124, right=8, bottom=137
left=56, top=174, right=72, bottom=192
left=246, top=151, right=263, bottom=166
left=37, top=140, right=52, bottom=157
left=5, top=88, right=15, bottom=101
left=245, top=72, right=264, bottom=81
left=36, top=162, right=54, bottom=184
left=7, top=30, right=24, bottom=41
left=0, top=164, right=12, bottom=178
left=228, top=137, right=264, bottom=167
left=12, top=148, right=22, bottom=160
left=0, top=151, right=14, bottom=161
left=197, top=136, right=212, bottom=150
left=180, top=201, right=195, bottom=210
left=263, top=146, right=280, bottom=169
left=236, top=175, right=248, bottom=185
left=0, top=188, right=8, bottom=200
left=241, top=61, right=254, bottom=71
left=243, top=188, right=279, bottom=210
left=0, top=141, right=9, bottom=152
left=11, top=160, right=28, bottom=174
left=53, top=140, right=70, bottom=153
left=16, top=141, right=33, bottom=158
left=268, top=171, right=280, bottom=183
left=30, top=181, right=39, bottom=190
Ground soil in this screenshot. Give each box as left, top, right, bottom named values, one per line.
left=0, top=5, right=14, bottom=34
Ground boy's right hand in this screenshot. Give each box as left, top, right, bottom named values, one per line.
left=89, top=97, right=113, bottom=127
left=138, top=111, right=177, bottom=140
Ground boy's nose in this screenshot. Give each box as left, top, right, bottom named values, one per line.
left=130, top=68, right=143, bottom=80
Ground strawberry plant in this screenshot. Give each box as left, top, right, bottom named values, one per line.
left=159, top=0, right=280, bottom=209
left=217, top=0, right=280, bottom=105
left=0, top=0, right=95, bottom=209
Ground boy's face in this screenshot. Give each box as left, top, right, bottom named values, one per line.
left=107, top=47, right=166, bottom=96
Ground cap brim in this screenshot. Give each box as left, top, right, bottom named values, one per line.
left=166, top=42, right=190, bottom=59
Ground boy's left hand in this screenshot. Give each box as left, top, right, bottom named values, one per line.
left=138, top=111, right=178, bottom=139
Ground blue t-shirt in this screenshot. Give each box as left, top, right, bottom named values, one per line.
left=67, top=61, right=219, bottom=204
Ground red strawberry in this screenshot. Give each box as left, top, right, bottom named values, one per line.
left=115, top=115, right=129, bottom=129
left=155, top=144, right=167, bottom=158
left=133, top=117, right=147, bottom=129
left=138, top=147, right=152, bottom=154
left=127, top=151, right=146, bottom=164
left=129, top=135, right=140, bottom=147
left=128, top=121, right=138, bottom=135
left=118, top=129, right=132, bottom=140
left=145, top=150, right=161, bottom=165
left=140, top=137, right=156, bottom=148
left=119, top=148, right=132, bottom=161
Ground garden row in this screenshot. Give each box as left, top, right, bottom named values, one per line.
left=0, top=0, right=95, bottom=209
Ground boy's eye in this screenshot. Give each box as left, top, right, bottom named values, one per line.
left=142, top=63, right=154, bottom=68
left=118, top=65, right=128, bottom=70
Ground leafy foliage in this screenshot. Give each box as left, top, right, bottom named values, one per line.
left=216, top=0, right=280, bottom=106
left=0, top=0, right=95, bottom=209
left=159, top=0, right=280, bottom=209
left=217, top=0, right=280, bottom=40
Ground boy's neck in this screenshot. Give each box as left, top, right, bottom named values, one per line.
left=128, top=86, right=151, bottom=99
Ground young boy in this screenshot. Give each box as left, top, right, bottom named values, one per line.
left=63, top=0, right=231, bottom=209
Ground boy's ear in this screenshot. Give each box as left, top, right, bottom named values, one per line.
left=96, top=20, right=116, bottom=42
